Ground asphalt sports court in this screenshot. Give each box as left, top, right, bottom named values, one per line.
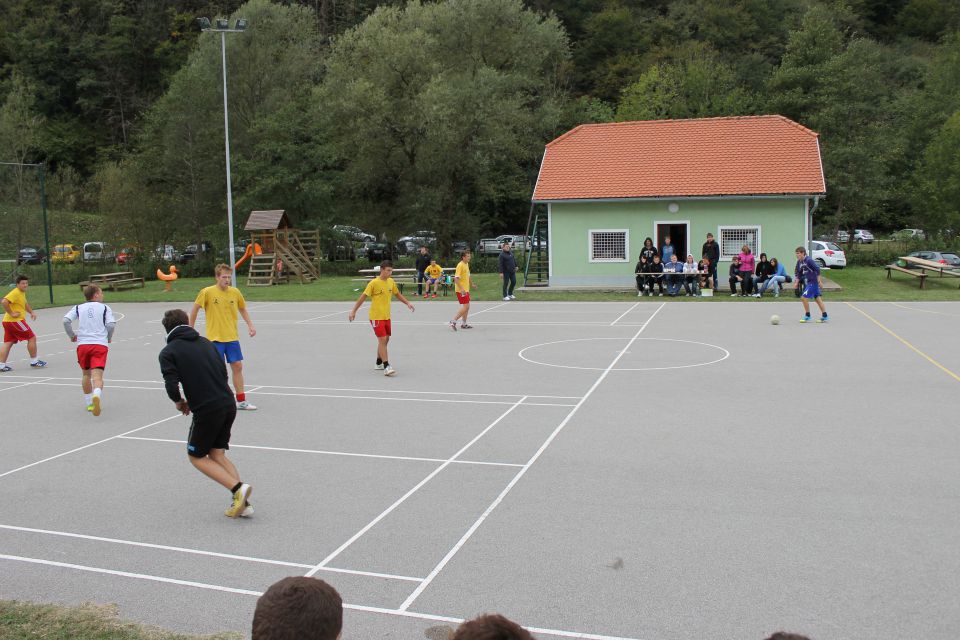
left=0, top=299, right=958, bottom=639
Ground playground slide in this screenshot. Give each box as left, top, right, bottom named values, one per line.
left=234, top=243, right=262, bottom=269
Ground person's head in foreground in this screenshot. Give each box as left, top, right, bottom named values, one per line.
left=252, top=576, right=343, bottom=640
left=451, top=613, right=534, bottom=640
left=795, top=246, right=807, bottom=258
left=162, top=309, right=189, bottom=334
left=763, top=633, right=811, bottom=640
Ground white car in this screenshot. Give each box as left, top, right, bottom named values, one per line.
left=810, top=240, right=846, bottom=269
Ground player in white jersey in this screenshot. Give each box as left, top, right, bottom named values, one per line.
left=63, top=285, right=117, bottom=416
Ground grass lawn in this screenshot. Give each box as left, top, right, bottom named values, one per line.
left=0, top=601, right=239, bottom=640
left=16, top=266, right=960, bottom=311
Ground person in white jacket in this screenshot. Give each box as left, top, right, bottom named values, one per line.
left=682, top=254, right=701, bottom=296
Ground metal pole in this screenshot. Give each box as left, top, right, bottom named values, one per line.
left=221, top=30, right=238, bottom=286
left=38, top=164, right=53, bottom=304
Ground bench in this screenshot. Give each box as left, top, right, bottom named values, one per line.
left=355, top=268, right=455, bottom=296
left=898, top=256, right=960, bottom=287
left=78, top=271, right=146, bottom=291
left=885, top=264, right=927, bottom=288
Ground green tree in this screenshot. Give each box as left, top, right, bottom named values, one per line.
left=913, top=110, right=960, bottom=234
left=316, top=0, right=569, bottom=254
left=0, top=71, right=45, bottom=253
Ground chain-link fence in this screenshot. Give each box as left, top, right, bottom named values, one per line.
left=0, top=162, right=53, bottom=302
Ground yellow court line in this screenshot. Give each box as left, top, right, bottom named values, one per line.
left=890, top=302, right=960, bottom=318
left=846, top=302, right=960, bottom=384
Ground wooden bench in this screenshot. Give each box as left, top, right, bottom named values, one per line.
left=898, top=256, right=960, bottom=287
left=885, top=264, right=927, bottom=288
left=78, top=271, right=146, bottom=291
left=355, top=268, right=455, bottom=296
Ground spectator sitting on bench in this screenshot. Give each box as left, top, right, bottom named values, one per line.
left=634, top=254, right=648, bottom=296
left=424, top=259, right=443, bottom=298
left=647, top=254, right=665, bottom=296
left=664, top=253, right=683, bottom=296
left=752, top=252, right=773, bottom=297
left=682, top=253, right=700, bottom=296
left=698, top=255, right=713, bottom=289
left=729, top=255, right=746, bottom=296
left=757, top=257, right=788, bottom=297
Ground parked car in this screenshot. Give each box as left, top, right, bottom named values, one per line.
left=904, top=250, right=960, bottom=267
left=853, top=229, right=874, bottom=244
left=154, top=244, right=178, bottom=262
left=17, top=246, right=46, bottom=265
left=362, top=241, right=391, bottom=261
left=890, top=228, right=925, bottom=240
left=332, top=225, right=376, bottom=243
left=320, top=228, right=356, bottom=261
left=397, top=230, right=437, bottom=254
left=179, top=241, right=215, bottom=264
left=809, top=240, right=846, bottom=269
left=52, top=244, right=81, bottom=264
left=116, top=246, right=142, bottom=265
left=476, top=234, right=531, bottom=255
left=83, top=241, right=114, bottom=262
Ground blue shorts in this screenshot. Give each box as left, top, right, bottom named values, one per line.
left=213, top=340, right=243, bottom=363
left=427, top=277, right=440, bottom=284
left=802, top=281, right=821, bottom=299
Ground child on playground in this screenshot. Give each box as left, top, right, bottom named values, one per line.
left=348, top=260, right=414, bottom=376
left=189, top=264, right=258, bottom=410
left=794, top=246, right=829, bottom=323
left=62, top=285, right=117, bottom=415
left=424, top=259, right=443, bottom=298
left=0, top=275, right=45, bottom=372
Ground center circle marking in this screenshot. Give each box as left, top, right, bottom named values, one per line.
left=518, top=337, right=729, bottom=371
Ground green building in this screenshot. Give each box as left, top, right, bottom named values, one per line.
left=530, top=115, right=826, bottom=287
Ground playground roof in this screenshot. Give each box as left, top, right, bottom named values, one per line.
left=245, top=210, right=291, bottom=231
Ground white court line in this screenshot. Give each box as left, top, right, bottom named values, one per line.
left=303, top=396, right=529, bottom=578
left=0, top=377, right=52, bottom=393
left=248, top=389, right=574, bottom=407
left=609, top=302, right=640, bottom=326
left=0, top=555, right=642, bottom=639
left=119, top=436, right=524, bottom=468
left=0, top=414, right=180, bottom=480
left=469, top=301, right=511, bottom=316
left=296, top=309, right=349, bottom=323
left=398, top=303, right=667, bottom=612
left=255, top=320, right=620, bottom=327
left=0, top=524, right=422, bottom=582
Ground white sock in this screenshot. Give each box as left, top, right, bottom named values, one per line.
left=30, top=358, right=38, bottom=364
left=93, top=388, right=102, bottom=398
left=84, top=394, right=92, bottom=406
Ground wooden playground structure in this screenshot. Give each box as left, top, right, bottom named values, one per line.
left=239, top=210, right=321, bottom=286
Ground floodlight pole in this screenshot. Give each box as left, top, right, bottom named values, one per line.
left=200, top=18, right=246, bottom=286
left=38, top=164, right=53, bottom=304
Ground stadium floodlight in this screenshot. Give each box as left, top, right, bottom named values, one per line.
left=197, top=17, right=250, bottom=284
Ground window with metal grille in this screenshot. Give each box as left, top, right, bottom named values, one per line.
left=719, top=227, right=760, bottom=260
left=589, top=230, right=628, bottom=262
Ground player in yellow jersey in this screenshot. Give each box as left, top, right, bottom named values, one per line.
left=348, top=261, right=414, bottom=376
left=424, top=259, right=443, bottom=298
left=450, top=250, right=477, bottom=331
left=1, top=275, right=45, bottom=371
left=190, top=264, right=258, bottom=410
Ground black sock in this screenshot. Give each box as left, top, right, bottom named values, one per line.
left=230, top=482, right=242, bottom=494
left=383, top=361, right=389, bottom=368
left=376, top=357, right=383, bottom=365
left=822, top=312, right=828, bottom=317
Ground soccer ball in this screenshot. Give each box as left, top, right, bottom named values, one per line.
left=770, top=315, right=780, bottom=325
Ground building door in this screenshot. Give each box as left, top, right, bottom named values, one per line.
left=655, top=221, right=689, bottom=260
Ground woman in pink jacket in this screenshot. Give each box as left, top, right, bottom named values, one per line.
left=738, top=245, right=756, bottom=296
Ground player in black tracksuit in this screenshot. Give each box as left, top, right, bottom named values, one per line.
left=159, top=309, right=252, bottom=518
left=415, top=247, right=432, bottom=296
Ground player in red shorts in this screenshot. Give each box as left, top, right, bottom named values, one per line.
left=0, top=275, right=45, bottom=372
left=348, top=261, right=414, bottom=376
left=63, top=285, right=117, bottom=415
left=450, top=250, right=477, bottom=331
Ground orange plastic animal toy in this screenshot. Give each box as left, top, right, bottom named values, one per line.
left=157, top=264, right=178, bottom=291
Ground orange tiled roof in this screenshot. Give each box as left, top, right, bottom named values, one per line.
left=532, top=115, right=825, bottom=201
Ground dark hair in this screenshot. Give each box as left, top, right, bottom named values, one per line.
left=644, top=237, right=653, bottom=247
left=763, top=634, right=811, bottom=640
left=760, top=253, right=768, bottom=260
left=795, top=246, right=807, bottom=255
left=461, top=250, right=471, bottom=258
left=161, top=309, right=189, bottom=334
left=252, top=577, right=342, bottom=640
left=380, top=260, right=393, bottom=270
left=83, top=285, right=101, bottom=301
left=452, top=614, right=534, bottom=640
left=15, top=274, right=28, bottom=284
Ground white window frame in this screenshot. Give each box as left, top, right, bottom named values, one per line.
left=588, top=229, right=629, bottom=263
left=718, top=225, right=761, bottom=260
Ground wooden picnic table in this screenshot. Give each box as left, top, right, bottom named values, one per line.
left=899, top=256, right=960, bottom=284
left=79, top=271, right=145, bottom=291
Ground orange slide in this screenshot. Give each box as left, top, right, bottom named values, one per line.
left=234, top=243, right=263, bottom=269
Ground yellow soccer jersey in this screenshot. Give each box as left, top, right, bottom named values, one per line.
left=455, top=261, right=471, bottom=292
left=2, top=287, right=27, bottom=323
left=195, top=285, right=246, bottom=342
left=363, top=277, right=398, bottom=320
left=425, top=264, right=443, bottom=279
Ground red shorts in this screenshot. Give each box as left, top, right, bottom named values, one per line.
left=2, top=320, right=34, bottom=343
left=370, top=319, right=392, bottom=337
left=77, top=344, right=109, bottom=370
left=456, top=292, right=471, bottom=305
